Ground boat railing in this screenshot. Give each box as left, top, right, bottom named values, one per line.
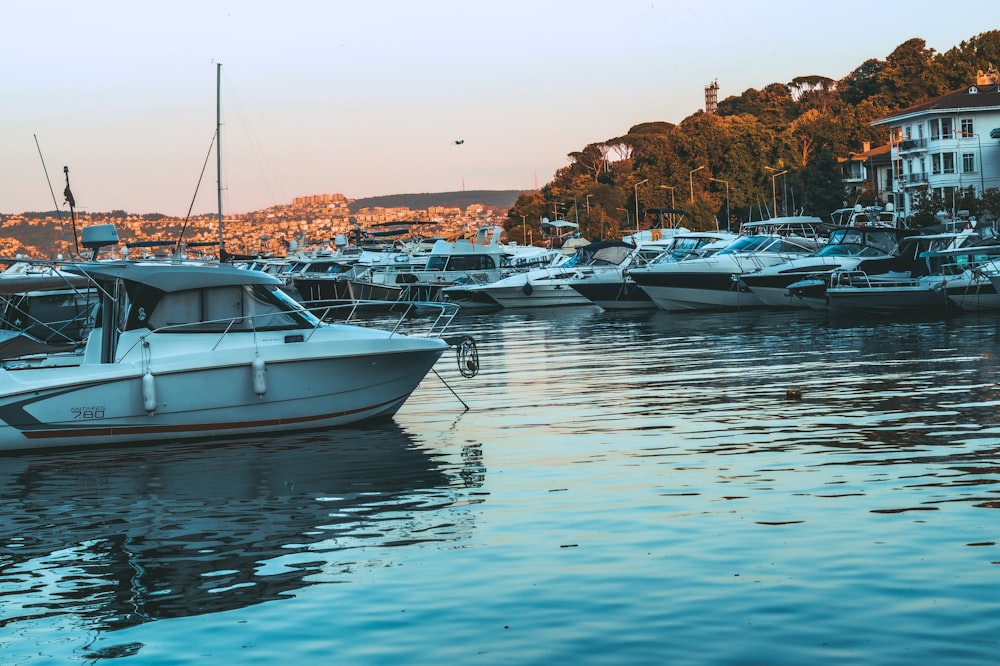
left=111, top=300, right=461, bottom=363
left=830, top=270, right=934, bottom=290
left=831, top=271, right=874, bottom=288
left=311, top=300, right=460, bottom=339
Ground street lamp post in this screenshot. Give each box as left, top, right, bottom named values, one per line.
left=585, top=194, right=593, bottom=215
left=634, top=179, right=648, bottom=235
left=766, top=167, right=788, bottom=218
left=520, top=214, right=527, bottom=245
left=709, top=178, right=730, bottom=231
left=689, top=166, right=706, bottom=203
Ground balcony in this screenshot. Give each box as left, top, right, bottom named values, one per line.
left=904, top=172, right=929, bottom=185
left=898, top=138, right=928, bottom=152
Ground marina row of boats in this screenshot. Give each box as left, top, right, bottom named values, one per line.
left=236, top=205, right=1000, bottom=320
left=2, top=205, right=997, bottom=454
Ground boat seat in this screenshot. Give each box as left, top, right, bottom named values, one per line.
left=82, top=329, right=104, bottom=365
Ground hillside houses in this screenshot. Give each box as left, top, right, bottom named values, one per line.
left=0, top=193, right=512, bottom=260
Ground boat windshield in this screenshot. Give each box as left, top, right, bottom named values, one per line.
left=135, top=284, right=317, bottom=333
left=717, top=236, right=770, bottom=254
left=425, top=254, right=498, bottom=271
left=814, top=243, right=887, bottom=257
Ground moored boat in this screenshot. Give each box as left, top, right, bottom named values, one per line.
left=455, top=231, right=682, bottom=309
left=570, top=230, right=735, bottom=310
left=0, top=226, right=458, bottom=452
left=629, top=216, right=827, bottom=311
left=821, top=229, right=999, bottom=317
left=738, top=226, right=906, bottom=308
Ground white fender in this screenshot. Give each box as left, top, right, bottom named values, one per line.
left=142, top=372, right=157, bottom=415
left=252, top=357, right=267, bottom=397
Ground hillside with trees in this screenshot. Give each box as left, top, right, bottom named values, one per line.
left=506, top=32, right=1000, bottom=242
left=350, top=190, right=525, bottom=212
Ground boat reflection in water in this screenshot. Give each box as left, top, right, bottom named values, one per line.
left=0, top=424, right=479, bottom=633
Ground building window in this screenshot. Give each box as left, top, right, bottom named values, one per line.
left=963, top=153, right=975, bottom=173
left=932, top=154, right=941, bottom=174
left=918, top=123, right=925, bottom=140
left=960, top=119, right=974, bottom=137
left=941, top=117, right=953, bottom=139
left=930, top=119, right=940, bottom=140
left=943, top=152, right=955, bottom=174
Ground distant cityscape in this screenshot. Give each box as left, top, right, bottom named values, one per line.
left=0, top=192, right=518, bottom=260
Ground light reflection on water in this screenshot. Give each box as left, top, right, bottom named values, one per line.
left=2, top=306, right=1000, bottom=664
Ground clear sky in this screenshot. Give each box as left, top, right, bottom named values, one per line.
left=1, top=1, right=992, bottom=217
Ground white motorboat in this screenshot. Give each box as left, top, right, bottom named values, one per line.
left=570, top=231, right=735, bottom=310
left=0, top=226, right=455, bottom=452
left=738, top=226, right=904, bottom=308
left=454, top=231, right=682, bottom=309
left=629, top=216, right=827, bottom=311
left=821, top=229, right=1000, bottom=317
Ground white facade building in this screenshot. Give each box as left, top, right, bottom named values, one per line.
left=872, top=67, right=1000, bottom=222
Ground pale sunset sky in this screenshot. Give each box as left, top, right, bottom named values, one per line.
left=0, top=1, right=993, bottom=216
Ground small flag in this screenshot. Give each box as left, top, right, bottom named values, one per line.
left=64, top=184, right=75, bottom=208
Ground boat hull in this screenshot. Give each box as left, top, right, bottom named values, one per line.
left=632, top=272, right=762, bottom=311
left=0, top=341, right=446, bottom=452
left=570, top=280, right=655, bottom=310
left=474, top=282, right=592, bottom=308
left=784, top=278, right=830, bottom=310
left=826, top=284, right=957, bottom=317
left=945, top=280, right=1000, bottom=311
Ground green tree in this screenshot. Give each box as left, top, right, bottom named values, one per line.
left=980, top=188, right=1000, bottom=225
left=840, top=58, right=883, bottom=105
left=873, top=38, right=948, bottom=109
left=506, top=190, right=546, bottom=243
left=799, top=148, right=845, bottom=220
left=937, top=31, right=1000, bottom=89
left=717, top=83, right=795, bottom=129
left=567, top=143, right=611, bottom=184
left=908, top=187, right=949, bottom=228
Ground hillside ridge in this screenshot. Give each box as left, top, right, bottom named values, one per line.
left=348, top=190, right=526, bottom=213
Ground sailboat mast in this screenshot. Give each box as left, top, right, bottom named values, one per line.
left=216, top=62, right=224, bottom=254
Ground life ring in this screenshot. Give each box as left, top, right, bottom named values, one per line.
left=522, top=282, right=534, bottom=295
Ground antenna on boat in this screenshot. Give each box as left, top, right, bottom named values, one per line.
left=34, top=135, right=82, bottom=259
left=216, top=62, right=225, bottom=259
left=62, top=166, right=81, bottom=258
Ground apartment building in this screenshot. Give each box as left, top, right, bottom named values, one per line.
left=872, top=66, right=1000, bottom=220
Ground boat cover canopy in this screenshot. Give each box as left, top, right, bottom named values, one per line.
left=540, top=219, right=579, bottom=230
left=68, top=261, right=282, bottom=293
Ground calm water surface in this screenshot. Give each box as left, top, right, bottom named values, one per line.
left=2, top=306, right=1000, bottom=664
